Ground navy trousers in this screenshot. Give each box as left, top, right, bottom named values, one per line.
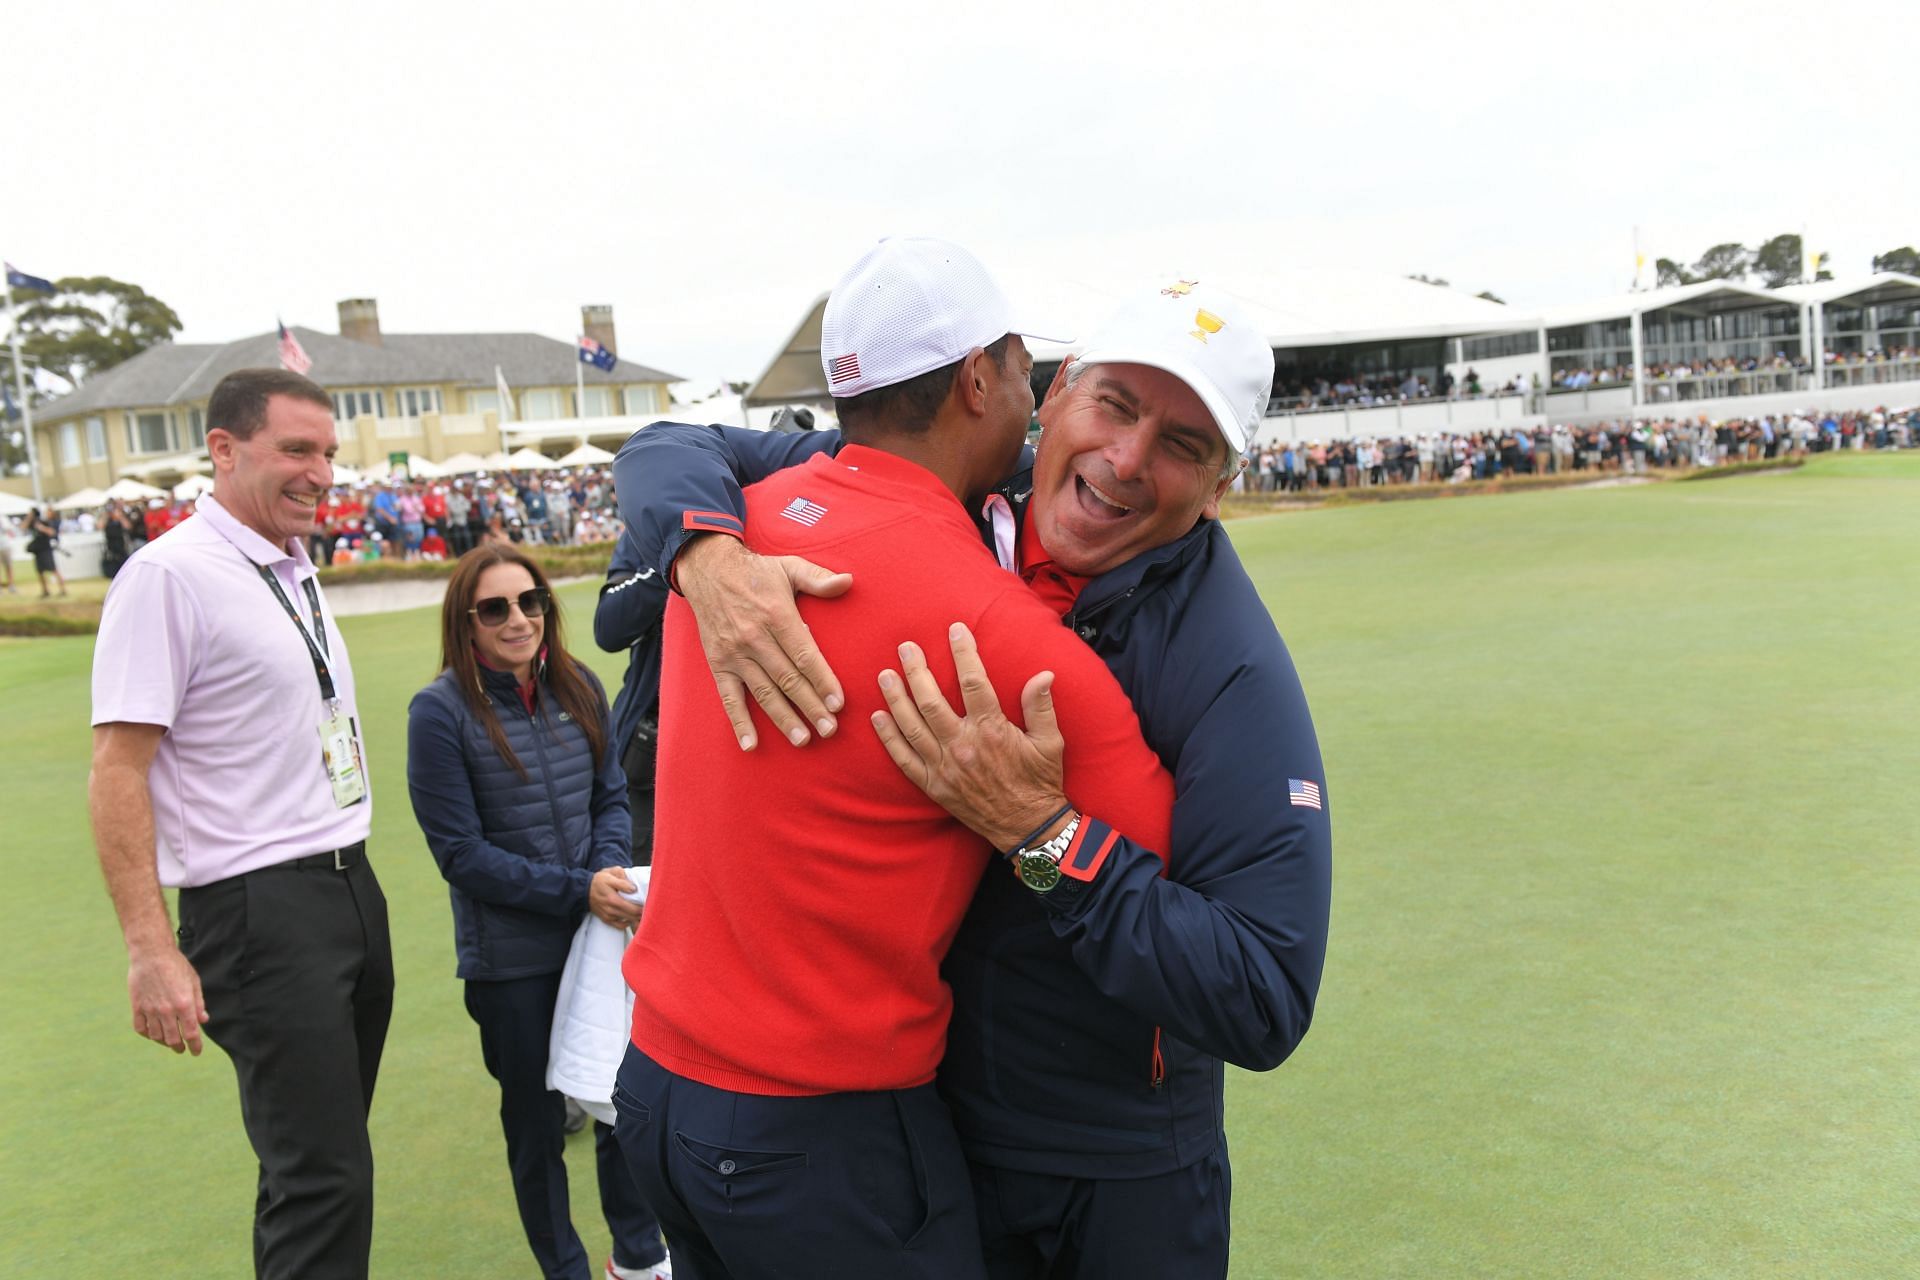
left=968, top=1144, right=1233, bottom=1280
left=177, top=852, right=393, bottom=1280
left=611, top=1044, right=987, bottom=1280
left=465, top=975, right=666, bottom=1279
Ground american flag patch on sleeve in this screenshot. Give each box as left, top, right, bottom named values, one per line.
left=1288, top=778, right=1323, bottom=810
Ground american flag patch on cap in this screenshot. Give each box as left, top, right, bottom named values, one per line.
left=781, top=496, right=829, bottom=527
left=1288, top=778, right=1323, bottom=810
left=829, top=352, right=861, bottom=384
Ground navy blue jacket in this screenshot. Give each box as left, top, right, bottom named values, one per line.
left=612, top=423, right=1332, bottom=1177
left=406, top=661, right=631, bottom=981
left=594, top=531, right=668, bottom=764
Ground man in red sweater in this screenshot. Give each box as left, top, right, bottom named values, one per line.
left=614, top=239, right=1175, bottom=1279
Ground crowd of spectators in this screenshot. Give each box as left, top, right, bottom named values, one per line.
left=1825, top=345, right=1919, bottom=367
left=8, top=465, right=626, bottom=580
left=1273, top=366, right=1529, bottom=410
left=1266, top=345, right=1920, bottom=412
left=310, top=468, right=622, bottom=566
left=1557, top=356, right=1806, bottom=390
left=1238, top=407, right=1916, bottom=492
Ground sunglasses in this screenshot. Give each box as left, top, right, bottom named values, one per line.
left=469, top=587, right=552, bottom=627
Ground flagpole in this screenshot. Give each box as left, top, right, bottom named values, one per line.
left=5, top=278, right=42, bottom=503
left=575, top=337, right=586, bottom=424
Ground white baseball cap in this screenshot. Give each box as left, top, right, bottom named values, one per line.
left=1072, top=280, right=1276, bottom=454
left=820, top=237, right=1066, bottom=397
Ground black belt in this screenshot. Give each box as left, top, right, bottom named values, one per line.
left=286, top=841, right=367, bottom=871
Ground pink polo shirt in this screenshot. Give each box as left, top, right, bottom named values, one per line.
left=91, top=493, right=371, bottom=887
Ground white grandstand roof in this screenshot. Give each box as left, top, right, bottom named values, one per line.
left=1774, top=272, right=1920, bottom=306
left=1021, top=267, right=1537, bottom=357
left=1533, top=273, right=1920, bottom=332
left=748, top=268, right=1537, bottom=403
left=1533, top=279, right=1789, bottom=330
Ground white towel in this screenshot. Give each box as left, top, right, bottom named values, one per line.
left=547, top=867, right=649, bottom=1126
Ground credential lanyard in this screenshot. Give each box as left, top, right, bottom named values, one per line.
left=256, top=564, right=337, bottom=704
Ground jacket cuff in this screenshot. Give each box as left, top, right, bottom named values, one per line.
left=1032, top=814, right=1122, bottom=912
left=666, top=517, right=745, bottom=593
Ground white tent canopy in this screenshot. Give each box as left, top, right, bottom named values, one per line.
left=361, top=454, right=446, bottom=481
left=481, top=451, right=516, bottom=471
left=172, top=474, right=215, bottom=499
left=557, top=442, right=616, bottom=466
left=0, top=491, right=37, bottom=517
left=329, top=463, right=363, bottom=485
left=439, top=452, right=488, bottom=474
left=505, top=447, right=559, bottom=470
left=53, top=487, right=109, bottom=510
left=105, top=478, right=168, bottom=502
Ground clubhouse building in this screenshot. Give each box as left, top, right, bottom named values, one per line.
left=14, top=299, right=680, bottom=500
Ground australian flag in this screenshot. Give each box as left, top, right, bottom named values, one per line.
left=578, top=335, right=617, bottom=372
left=5, top=263, right=55, bottom=294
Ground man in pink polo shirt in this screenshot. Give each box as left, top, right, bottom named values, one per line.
left=89, top=368, right=394, bottom=1280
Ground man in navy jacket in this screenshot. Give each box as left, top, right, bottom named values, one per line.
left=593, top=534, right=667, bottom=864
left=613, top=279, right=1331, bottom=1279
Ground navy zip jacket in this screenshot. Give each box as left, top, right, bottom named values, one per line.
left=407, top=661, right=631, bottom=981
left=594, top=531, right=668, bottom=765
left=612, top=422, right=1332, bottom=1178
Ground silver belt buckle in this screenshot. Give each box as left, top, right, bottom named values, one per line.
left=333, top=848, right=346, bottom=871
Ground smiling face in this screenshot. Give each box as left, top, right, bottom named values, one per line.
left=470, top=561, right=544, bottom=679
left=208, top=394, right=339, bottom=547
left=1029, top=362, right=1234, bottom=578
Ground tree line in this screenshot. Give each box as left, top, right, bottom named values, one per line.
left=1654, top=235, right=1920, bottom=289
left=3, top=276, right=184, bottom=470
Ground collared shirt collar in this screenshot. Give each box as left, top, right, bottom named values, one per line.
left=1016, top=503, right=1091, bottom=620
left=193, top=493, right=318, bottom=579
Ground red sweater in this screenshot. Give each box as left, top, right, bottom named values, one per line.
left=625, top=447, right=1174, bottom=1095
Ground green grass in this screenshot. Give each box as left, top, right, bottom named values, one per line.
left=4, top=454, right=1916, bottom=1276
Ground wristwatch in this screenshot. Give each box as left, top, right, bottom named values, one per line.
left=1012, top=814, right=1081, bottom=894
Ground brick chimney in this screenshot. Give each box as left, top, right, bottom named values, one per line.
left=338, top=298, right=382, bottom=346
left=581, top=304, right=617, bottom=356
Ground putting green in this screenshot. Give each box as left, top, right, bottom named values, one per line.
left=3, top=454, right=1914, bottom=1276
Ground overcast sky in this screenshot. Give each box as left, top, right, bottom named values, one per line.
left=7, top=0, right=1913, bottom=391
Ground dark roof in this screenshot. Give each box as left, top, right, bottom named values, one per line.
left=39, top=328, right=682, bottom=419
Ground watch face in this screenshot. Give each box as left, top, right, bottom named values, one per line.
left=1018, top=851, right=1061, bottom=893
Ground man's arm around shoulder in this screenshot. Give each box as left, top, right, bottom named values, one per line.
left=90, top=721, right=207, bottom=1056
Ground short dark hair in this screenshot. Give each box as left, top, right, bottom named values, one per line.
left=206, top=368, right=333, bottom=441
left=833, top=334, right=1013, bottom=442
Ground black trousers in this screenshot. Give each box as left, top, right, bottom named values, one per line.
left=465, top=974, right=665, bottom=1279
left=970, top=1144, right=1232, bottom=1280
left=613, top=1045, right=986, bottom=1280
left=176, top=851, right=394, bottom=1280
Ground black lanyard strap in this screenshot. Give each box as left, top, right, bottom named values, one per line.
left=256, top=564, right=337, bottom=703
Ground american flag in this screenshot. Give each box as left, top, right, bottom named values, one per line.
left=1287, top=778, right=1323, bottom=810
left=277, top=320, right=312, bottom=375
left=828, top=352, right=861, bottom=385
left=780, top=496, right=829, bottom=527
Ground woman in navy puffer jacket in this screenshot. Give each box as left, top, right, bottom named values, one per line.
left=407, top=543, right=669, bottom=1280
